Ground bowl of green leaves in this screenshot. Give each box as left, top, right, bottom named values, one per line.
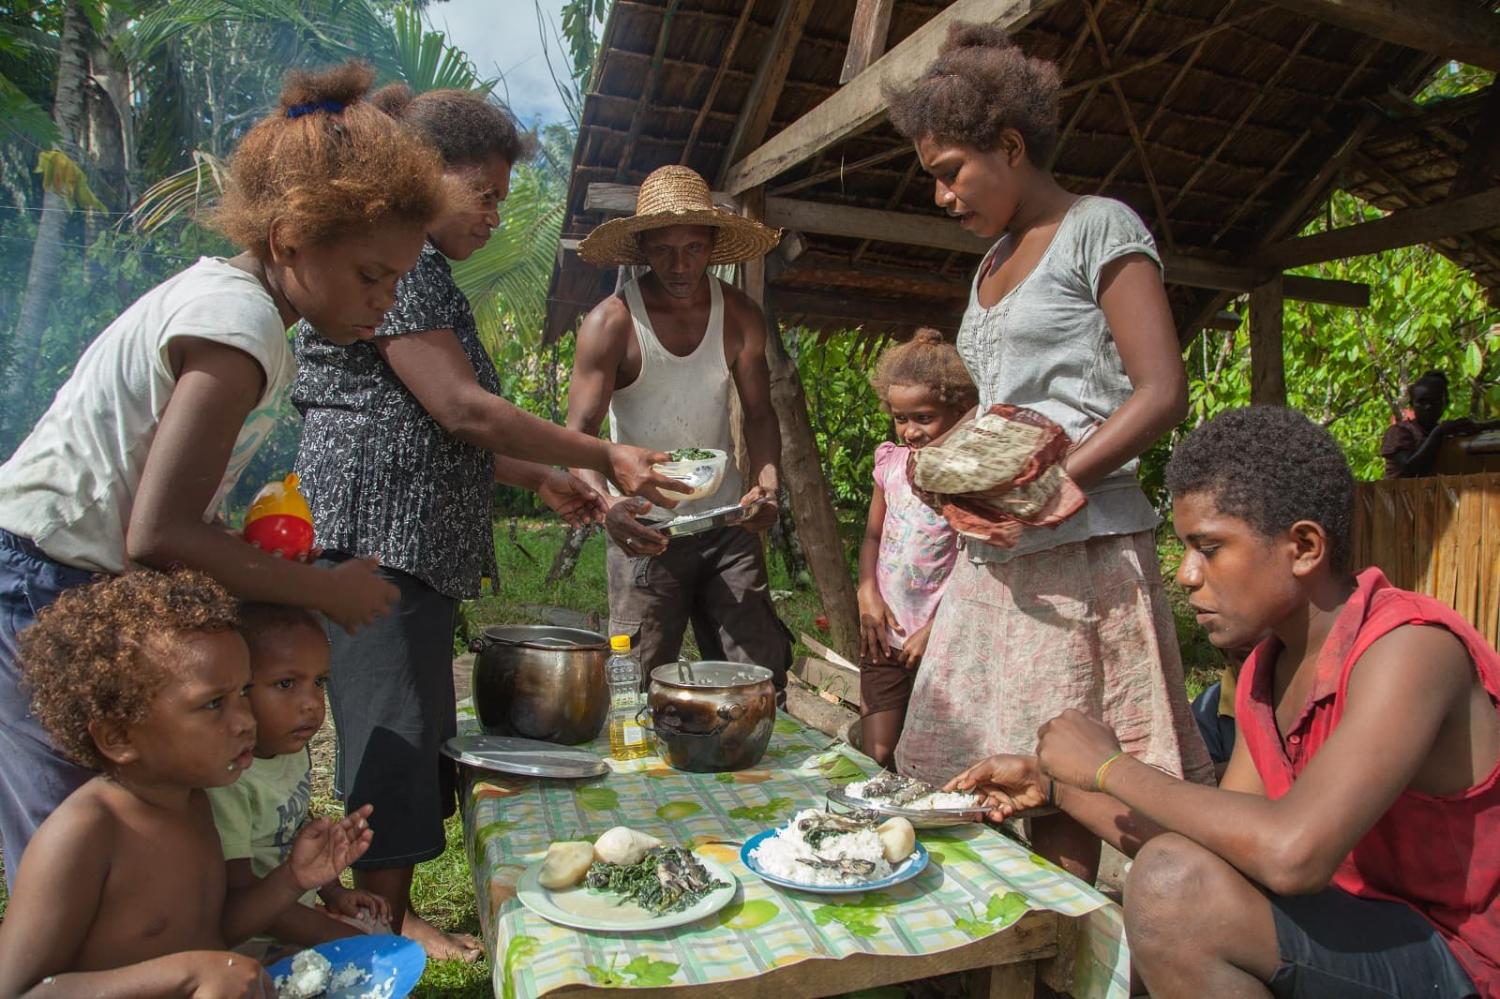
left=652, top=447, right=728, bottom=501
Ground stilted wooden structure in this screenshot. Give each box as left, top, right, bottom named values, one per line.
left=544, top=0, right=1500, bottom=656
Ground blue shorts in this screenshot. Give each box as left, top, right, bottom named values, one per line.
left=1268, top=886, right=1476, bottom=998
left=0, top=529, right=99, bottom=888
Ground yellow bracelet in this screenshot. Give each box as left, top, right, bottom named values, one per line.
left=1093, top=751, right=1126, bottom=792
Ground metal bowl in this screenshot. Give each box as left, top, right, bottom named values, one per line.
left=471, top=626, right=609, bottom=745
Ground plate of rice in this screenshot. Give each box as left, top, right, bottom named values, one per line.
left=741, top=809, right=928, bottom=893
left=267, top=934, right=425, bottom=999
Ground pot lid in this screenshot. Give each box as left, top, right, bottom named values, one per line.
left=479, top=625, right=608, bottom=651
left=650, top=660, right=774, bottom=689
left=440, top=735, right=609, bottom=778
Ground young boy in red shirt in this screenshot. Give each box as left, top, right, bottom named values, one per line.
left=951, top=406, right=1498, bottom=997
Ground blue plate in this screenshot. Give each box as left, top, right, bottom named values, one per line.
left=265, top=934, right=426, bottom=998
left=740, top=827, right=929, bottom=894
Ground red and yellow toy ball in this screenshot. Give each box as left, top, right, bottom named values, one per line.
left=243, top=473, right=314, bottom=560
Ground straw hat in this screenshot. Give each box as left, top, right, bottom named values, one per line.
left=578, top=165, right=782, bottom=266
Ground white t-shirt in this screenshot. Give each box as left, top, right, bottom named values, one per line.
left=0, top=258, right=292, bottom=573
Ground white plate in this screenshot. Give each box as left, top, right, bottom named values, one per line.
left=516, top=854, right=738, bottom=932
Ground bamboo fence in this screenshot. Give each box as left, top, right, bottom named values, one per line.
left=1352, top=473, right=1500, bottom=649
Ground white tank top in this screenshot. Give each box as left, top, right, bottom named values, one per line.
left=607, top=275, right=742, bottom=516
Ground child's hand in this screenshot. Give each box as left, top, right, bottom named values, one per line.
left=896, top=621, right=933, bottom=669
left=945, top=754, right=1048, bottom=821
left=857, top=586, right=901, bottom=662
left=322, top=883, right=392, bottom=925
left=176, top=950, right=275, bottom=998
left=288, top=805, right=374, bottom=891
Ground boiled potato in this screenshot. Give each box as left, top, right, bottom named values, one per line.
left=592, top=826, right=663, bottom=866
left=876, top=817, right=915, bottom=864
left=539, top=840, right=594, bottom=889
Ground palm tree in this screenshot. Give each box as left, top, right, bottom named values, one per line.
left=2, top=0, right=92, bottom=449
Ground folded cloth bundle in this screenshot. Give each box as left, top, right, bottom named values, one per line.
left=907, top=404, right=1087, bottom=548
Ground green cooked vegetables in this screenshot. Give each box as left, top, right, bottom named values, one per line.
left=669, top=447, right=715, bottom=461
left=584, top=846, right=726, bottom=915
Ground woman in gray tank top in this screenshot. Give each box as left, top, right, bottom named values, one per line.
left=884, top=23, right=1214, bottom=883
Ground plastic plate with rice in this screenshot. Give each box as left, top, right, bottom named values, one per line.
left=828, top=774, right=990, bottom=829
left=740, top=809, right=928, bottom=894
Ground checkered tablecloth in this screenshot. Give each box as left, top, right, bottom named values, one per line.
left=457, top=707, right=1129, bottom=998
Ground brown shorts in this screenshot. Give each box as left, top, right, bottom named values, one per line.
left=606, top=525, right=791, bottom=687
left=860, top=658, right=917, bottom=715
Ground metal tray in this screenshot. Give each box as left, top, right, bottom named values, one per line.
left=441, top=735, right=609, bottom=779
left=825, top=785, right=989, bottom=828
left=649, top=500, right=762, bottom=537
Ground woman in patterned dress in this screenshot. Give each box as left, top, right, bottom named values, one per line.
left=885, top=25, right=1214, bottom=883
left=291, top=87, right=678, bottom=958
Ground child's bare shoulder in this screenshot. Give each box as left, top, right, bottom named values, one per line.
left=24, top=781, right=121, bottom=880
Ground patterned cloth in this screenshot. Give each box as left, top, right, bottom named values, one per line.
left=896, top=530, right=1215, bottom=787
left=872, top=442, right=959, bottom=649
left=1238, top=568, right=1500, bottom=994
left=457, top=705, right=1130, bottom=998
left=291, top=243, right=501, bottom=600
left=909, top=404, right=1087, bottom=549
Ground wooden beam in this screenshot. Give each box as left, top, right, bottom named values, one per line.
left=1263, top=0, right=1500, bottom=74
left=840, top=0, right=895, bottom=83
left=715, top=0, right=815, bottom=188
left=720, top=0, right=1061, bottom=196
left=583, top=183, right=1371, bottom=306
left=767, top=145, right=910, bottom=198
left=1452, top=85, right=1500, bottom=197
left=1258, top=188, right=1500, bottom=269
left=614, top=0, right=682, bottom=181
left=680, top=0, right=756, bottom=168
left=1250, top=277, right=1287, bottom=406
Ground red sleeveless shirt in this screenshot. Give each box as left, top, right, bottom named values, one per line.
left=1236, top=568, right=1500, bottom=994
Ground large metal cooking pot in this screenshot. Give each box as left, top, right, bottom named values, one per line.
left=641, top=661, right=775, bottom=772
left=470, top=626, right=609, bottom=745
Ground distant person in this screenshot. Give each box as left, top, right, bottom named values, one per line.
left=856, top=330, right=975, bottom=768
left=1381, top=371, right=1476, bottom=478
left=567, top=165, right=792, bottom=685
left=0, top=61, right=444, bottom=887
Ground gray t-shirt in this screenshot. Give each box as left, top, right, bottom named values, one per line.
left=955, top=195, right=1161, bottom=563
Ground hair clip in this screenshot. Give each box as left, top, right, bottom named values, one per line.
left=287, top=99, right=347, bottom=119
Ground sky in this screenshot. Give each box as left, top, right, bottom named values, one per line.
left=422, top=0, right=587, bottom=128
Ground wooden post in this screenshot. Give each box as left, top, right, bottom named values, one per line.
left=841, top=0, right=896, bottom=83
left=743, top=186, right=861, bottom=660
left=1250, top=276, right=1287, bottom=406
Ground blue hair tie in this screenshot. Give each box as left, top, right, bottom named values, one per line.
left=287, top=99, right=346, bottom=119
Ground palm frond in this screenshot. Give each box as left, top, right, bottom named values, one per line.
left=129, top=149, right=228, bottom=232
left=390, top=4, right=493, bottom=93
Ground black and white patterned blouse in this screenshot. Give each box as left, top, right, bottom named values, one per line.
left=291, top=243, right=500, bottom=600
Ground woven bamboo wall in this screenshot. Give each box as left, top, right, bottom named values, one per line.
left=1352, top=473, right=1500, bottom=649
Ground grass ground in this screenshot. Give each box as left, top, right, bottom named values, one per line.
left=0, top=520, right=1221, bottom=998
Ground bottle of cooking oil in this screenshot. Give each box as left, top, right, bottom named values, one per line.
left=606, top=634, right=650, bottom=760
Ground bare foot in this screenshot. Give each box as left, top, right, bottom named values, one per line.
left=400, top=910, right=482, bottom=962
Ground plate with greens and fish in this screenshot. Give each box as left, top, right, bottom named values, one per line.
left=827, top=772, right=989, bottom=828
left=518, top=827, right=737, bottom=931
left=741, top=809, right=927, bottom=894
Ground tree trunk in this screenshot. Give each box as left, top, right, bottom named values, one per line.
left=547, top=524, right=598, bottom=584
left=765, top=319, right=860, bottom=661
left=2, top=0, right=92, bottom=451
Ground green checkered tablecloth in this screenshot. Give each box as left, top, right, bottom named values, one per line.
left=457, top=708, right=1129, bottom=998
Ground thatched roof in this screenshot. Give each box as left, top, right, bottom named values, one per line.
left=544, top=0, right=1494, bottom=344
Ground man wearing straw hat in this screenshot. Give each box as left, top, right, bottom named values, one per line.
left=566, top=165, right=792, bottom=686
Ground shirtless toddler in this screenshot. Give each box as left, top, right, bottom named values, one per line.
left=0, top=569, right=373, bottom=998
